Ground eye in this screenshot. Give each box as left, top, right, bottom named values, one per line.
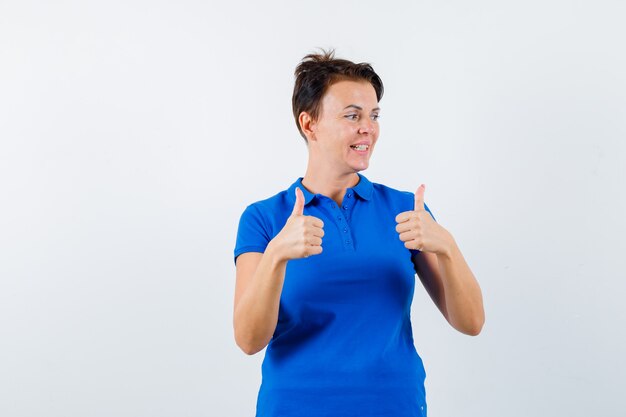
left=344, top=114, right=358, bottom=121
left=371, top=114, right=380, bottom=121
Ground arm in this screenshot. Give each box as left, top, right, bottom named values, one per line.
left=412, top=235, right=485, bottom=335
left=234, top=247, right=288, bottom=355
left=233, top=188, right=324, bottom=355
left=396, top=184, right=485, bottom=335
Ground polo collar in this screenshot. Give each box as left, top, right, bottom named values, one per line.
left=287, top=178, right=316, bottom=206
left=287, top=173, right=373, bottom=206
left=351, top=173, right=373, bottom=201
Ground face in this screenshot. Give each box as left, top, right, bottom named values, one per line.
left=308, top=80, right=380, bottom=173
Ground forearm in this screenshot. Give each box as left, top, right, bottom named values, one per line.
left=234, top=243, right=287, bottom=354
left=437, top=237, right=485, bottom=335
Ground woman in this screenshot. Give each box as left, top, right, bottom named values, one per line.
left=233, top=50, right=485, bottom=417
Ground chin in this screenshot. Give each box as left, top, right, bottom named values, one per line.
left=349, top=161, right=369, bottom=172
left=341, top=154, right=372, bottom=173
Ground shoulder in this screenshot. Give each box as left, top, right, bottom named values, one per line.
left=370, top=180, right=415, bottom=210
left=369, top=179, right=436, bottom=220
left=237, top=184, right=295, bottom=233
left=242, top=188, right=291, bottom=218
left=371, top=181, right=413, bottom=199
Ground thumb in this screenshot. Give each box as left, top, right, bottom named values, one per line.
left=414, top=184, right=425, bottom=211
left=291, top=187, right=304, bottom=216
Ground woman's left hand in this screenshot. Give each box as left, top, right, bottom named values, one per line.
left=395, top=184, right=454, bottom=256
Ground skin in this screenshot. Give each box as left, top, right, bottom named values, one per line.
left=234, top=80, right=485, bottom=355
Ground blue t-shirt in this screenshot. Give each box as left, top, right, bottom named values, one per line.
left=234, top=174, right=436, bottom=417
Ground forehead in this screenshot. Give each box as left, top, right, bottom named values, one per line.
left=321, top=80, right=378, bottom=111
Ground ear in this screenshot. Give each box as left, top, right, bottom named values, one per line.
left=299, top=111, right=317, bottom=142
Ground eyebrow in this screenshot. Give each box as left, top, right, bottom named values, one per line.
left=343, top=104, right=381, bottom=112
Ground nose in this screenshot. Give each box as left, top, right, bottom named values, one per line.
left=358, top=118, right=376, bottom=135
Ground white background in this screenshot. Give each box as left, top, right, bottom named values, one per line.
left=1, top=1, right=625, bottom=416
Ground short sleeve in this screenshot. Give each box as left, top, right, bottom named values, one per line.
left=234, top=204, right=272, bottom=265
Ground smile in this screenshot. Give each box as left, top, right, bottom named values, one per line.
left=350, top=144, right=369, bottom=151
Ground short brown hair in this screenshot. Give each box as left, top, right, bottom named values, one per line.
left=292, top=49, right=384, bottom=141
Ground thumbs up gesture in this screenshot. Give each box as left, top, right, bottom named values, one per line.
left=395, top=184, right=452, bottom=255
left=271, top=187, right=325, bottom=261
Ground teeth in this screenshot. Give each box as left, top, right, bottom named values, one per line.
left=351, top=145, right=369, bottom=151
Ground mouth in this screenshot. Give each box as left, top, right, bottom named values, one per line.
left=349, top=144, right=370, bottom=152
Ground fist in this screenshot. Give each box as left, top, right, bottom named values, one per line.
left=273, top=187, right=325, bottom=261
left=395, top=184, right=451, bottom=254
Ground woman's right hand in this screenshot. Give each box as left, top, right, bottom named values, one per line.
left=269, top=187, right=324, bottom=261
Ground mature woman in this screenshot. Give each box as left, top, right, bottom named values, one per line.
left=233, top=50, right=484, bottom=417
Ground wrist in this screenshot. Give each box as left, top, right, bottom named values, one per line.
left=266, top=240, right=288, bottom=265
left=437, top=229, right=456, bottom=259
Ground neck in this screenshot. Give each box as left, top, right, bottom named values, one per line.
left=301, top=159, right=360, bottom=206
